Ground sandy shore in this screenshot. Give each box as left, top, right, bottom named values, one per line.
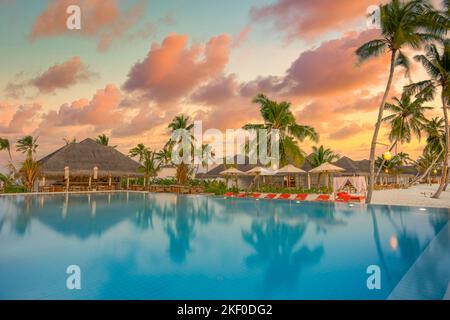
left=372, top=184, right=450, bottom=209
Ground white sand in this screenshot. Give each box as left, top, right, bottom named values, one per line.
left=372, top=184, right=450, bottom=209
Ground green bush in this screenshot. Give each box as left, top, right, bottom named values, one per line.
left=4, top=185, right=27, bottom=193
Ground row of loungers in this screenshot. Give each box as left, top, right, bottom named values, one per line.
left=38, top=185, right=117, bottom=192
left=224, top=191, right=365, bottom=203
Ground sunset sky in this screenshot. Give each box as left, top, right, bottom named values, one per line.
left=0, top=0, right=444, bottom=169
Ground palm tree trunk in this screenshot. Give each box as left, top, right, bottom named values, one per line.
left=367, top=50, right=397, bottom=204
left=432, top=91, right=449, bottom=199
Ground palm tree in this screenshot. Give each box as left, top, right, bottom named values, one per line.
left=377, top=92, right=431, bottom=178
left=355, top=0, right=444, bottom=203
left=155, top=146, right=172, bottom=166
left=243, top=94, right=318, bottom=167
left=167, top=115, right=195, bottom=185
left=139, top=150, right=160, bottom=186
left=0, top=137, right=12, bottom=161
left=410, top=117, right=446, bottom=184
left=19, top=158, right=40, bottom=192
left=129, top=143, right=149, bottom=163
left=195, top=144, right=215, bottom=174
left=308, top=145, right=340, bottom=187
left=16, top=136, right=38, bottom=160
left=95, top=134, right=110, bottom=146
left=415, top=149, right=439, bottom=184
left=405, top=40, right=450, bottom=198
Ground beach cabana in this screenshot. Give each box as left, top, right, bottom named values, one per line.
left=333, top=176, right=367, bottom=197
left=276, top=164, right=305, bottom=188
left=37, top=138, right=142, bottom=191
left=309, top=162, right=345, bottom=189
left=220, top=168, right=244, bottom=188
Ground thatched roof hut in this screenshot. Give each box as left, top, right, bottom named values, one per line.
left=38, top=138, right=142, bottom=178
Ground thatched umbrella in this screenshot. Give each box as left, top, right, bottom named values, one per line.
left=220, top=168, right=244, bottom=188
left=309, top=162, right=345, bottom=189
left=277, top=164, right=305, bottom=188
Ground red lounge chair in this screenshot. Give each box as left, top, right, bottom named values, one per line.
left=224, top=192, right=234, bottom=197
left=265, top=193, right=277, bottom=199
left=314, top=194, right=330, bottom=202
left=336, top=194, right=351, bottom=202
left=236, top=193, right=247, bottom=198
left=349, top=195, right=366, bottom=202
left=251, top=193, right=261, bottom=198
left=278, top=194, right=291, bottom=200
left=295, top=194, right=308, bottom=201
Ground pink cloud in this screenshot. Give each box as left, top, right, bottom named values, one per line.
left=0, top=103, right=42, bottom=134
left=30, top=0, right=146, bottom=52
left=122, top=33, right=232, bottom=103
left=41, top=84, right=123, bottom=127
left=190, top=74, right=239, bottom=105
left=233, top=25, right=252, bottom=48
left=251, top=0, right=385, bottom=39
left=31, top=56, right=95, bottom=94
left=329, top=122, right=372, bottom=140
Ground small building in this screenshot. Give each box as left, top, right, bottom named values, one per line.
left=37, top=138, right=142, bottom=190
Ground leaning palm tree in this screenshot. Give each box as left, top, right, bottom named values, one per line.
left=355, top=0, right=444, bottom=203
left=167, top=115, right=195, bottom=185
left=129, top=143, right=149, bottom=164
left=0, top=137, right=12, bottom=161
left=405, top=40, right=450, bottom=198
left=308, top=145, right=340, bottom=187
left=243, top=94, right=318, bottom=167
left=377, top=92, right=431, bottom=178
left=16, top=136, right=38, bottom=160
left=410, top=117, right=446, bottom=184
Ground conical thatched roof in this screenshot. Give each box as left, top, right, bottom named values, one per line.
left=309, top=162, right=345, bottom=173
left=38, top=138, right=142, bottom=178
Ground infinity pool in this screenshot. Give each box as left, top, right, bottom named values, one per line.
left=0, top=192, right=449, bottom=300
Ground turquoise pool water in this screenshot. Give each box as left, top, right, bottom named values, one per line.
left=0, top=192, right=449, bottom=300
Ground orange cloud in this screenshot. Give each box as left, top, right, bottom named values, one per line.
left=122, top=33, right=232, bottom=103
left=251, top=0, right=387, bottom=39
left=30, top=0, right=146, bottom=52
left=41, top=84, right=123, bottom=127
left=0, top=103, right=42, bottom=134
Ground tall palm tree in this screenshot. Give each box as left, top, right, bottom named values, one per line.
left=0, top=137, right=12, bottom=161
left=167, top=115, right=195, bottom=185
left=405, top=40, right=450, bottom=198
left=355, top=0, right=443, bottom=203
left=308, top=145, right=340, bottom=187
left=155, top=146, right=172, bottom=166
left=129, top=143, right=149, bottom=163
left=16, top=136, right=38, bottom=160
left=243, top=94, right=318, bottom=167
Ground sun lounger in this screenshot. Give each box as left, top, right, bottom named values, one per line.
left=265, top=193, right=277, bottom=200
left=314, top=194, right=330, bottom=202
left=236, top=193, right=247, bottom=198
left=224, top=192, right=234, bottom=197
left=251, top=193, right=261, bottom=198
left=278, top=193, right=291, bottom=200
left=295, top=194, right=308, bottom=201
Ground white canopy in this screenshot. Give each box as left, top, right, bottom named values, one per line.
left=277, top=164, right=306, bottom=174
left=309, top=162, right=345, bottom=173
left=220, top=168, right=244, bottom=175
left=333, top=176, right=367, bottom=195
left=246, top=167, right=277, bottom=176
